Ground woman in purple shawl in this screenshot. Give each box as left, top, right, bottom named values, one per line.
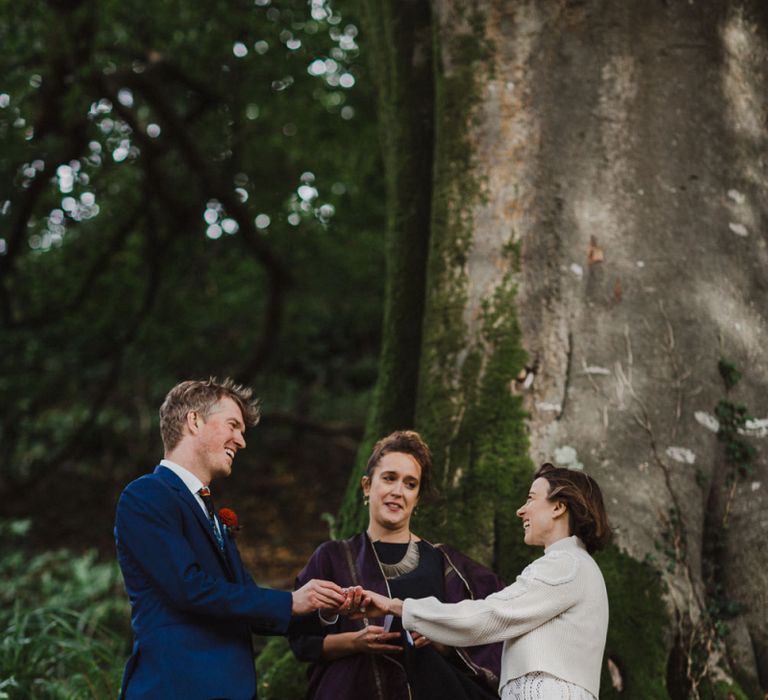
left=289, top=430, right=505, bottom=700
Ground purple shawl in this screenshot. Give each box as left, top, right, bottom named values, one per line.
left=289, top=532, right=505, bottom=700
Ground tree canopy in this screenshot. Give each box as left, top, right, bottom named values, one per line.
left=0, top=0, right=384, bottom=496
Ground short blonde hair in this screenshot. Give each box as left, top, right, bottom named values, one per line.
left=159, top=377, right=261, bottom=451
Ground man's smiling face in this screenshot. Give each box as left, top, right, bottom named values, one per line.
left=193, top=397, right=246, bottom=482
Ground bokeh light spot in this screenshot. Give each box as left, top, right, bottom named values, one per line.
left=206, top=224, right=223, bottom=239
left=298, top=185, right=318, bottom=201
left=118, top=89, right=134, bottom=107
left=222, top=218, right=239, bottom=234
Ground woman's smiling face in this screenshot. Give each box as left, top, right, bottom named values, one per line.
left=363, top=451, right=422, bottom=534
left=516, top=477, right=563, bottom=547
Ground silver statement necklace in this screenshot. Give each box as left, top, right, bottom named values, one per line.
left=376, top=534, right=420, bottom=579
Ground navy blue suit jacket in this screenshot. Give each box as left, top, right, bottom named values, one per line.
left=114, top=465, right=292, bottom=700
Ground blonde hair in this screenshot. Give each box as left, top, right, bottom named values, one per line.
left=159, top=377, right=260, bottom=451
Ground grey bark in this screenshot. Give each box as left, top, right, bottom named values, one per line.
left=428, top=0, right=768, bottom=694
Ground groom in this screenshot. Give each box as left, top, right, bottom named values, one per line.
left=114, top=378, right=346, bottom=700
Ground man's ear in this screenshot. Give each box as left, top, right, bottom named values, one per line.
left=186, top=410, right=199, bottom=435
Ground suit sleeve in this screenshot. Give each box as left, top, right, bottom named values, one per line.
left=227, top=537, right=286, bottom=636
left=115, top=476, right=292, bottom=632
left=287, top=543, right=336, bottom=662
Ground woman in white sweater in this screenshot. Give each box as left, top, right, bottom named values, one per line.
left=356, top=463, right=611, bottom=699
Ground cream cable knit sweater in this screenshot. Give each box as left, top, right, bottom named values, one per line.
left=402, top=536, right=608, bottom=698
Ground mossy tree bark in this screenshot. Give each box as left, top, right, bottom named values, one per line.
left=338, top=1, right=768, bottom=699
left=257, top=5, right=436, bottom=695
left=336, top=0, right=435, bottom=536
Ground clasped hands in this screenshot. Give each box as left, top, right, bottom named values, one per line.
left=335, top=585, right=395, bottom=618
left=320, top=586, right=431, bottom=653
left=292, top=580, right=395, bottom=618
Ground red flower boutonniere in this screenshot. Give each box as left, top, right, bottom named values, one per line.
left=218, top=507, right=242, bottom=538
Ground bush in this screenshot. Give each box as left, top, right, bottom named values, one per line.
left=0, top=520, right=130, bottom=699
left=255, top=637, right=308, bottom=700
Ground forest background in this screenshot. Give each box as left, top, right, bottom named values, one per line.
left=1, top=1, right=767, bottom=699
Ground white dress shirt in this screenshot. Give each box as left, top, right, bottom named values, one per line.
left=160, top=459, right=223, bottom=540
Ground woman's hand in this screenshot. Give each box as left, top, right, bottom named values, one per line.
left=410, top=631, right=432, bottom=649
left=345, top=589, right=403, bottom=619
left=321, top=625, right=402, bottom=660
left=353, top=625, right=403, bottom=654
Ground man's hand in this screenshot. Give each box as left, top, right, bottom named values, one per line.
left=292, top=579, right=346, bottom=615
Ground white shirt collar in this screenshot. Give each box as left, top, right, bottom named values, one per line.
left=160, top=458, right=205, bottom=496
left=544, top=535, right=586, bottom=554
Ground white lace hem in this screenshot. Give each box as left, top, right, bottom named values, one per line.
left=500, top=671, right=596, bottom=700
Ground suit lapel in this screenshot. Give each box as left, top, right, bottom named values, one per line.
left=154, top=466, right=234, bottom=577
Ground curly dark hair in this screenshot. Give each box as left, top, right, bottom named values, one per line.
left=535, top=462, right=611, bottom=553
left=365, top=430, right=434, bottom=498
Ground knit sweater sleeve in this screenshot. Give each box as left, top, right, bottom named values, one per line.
left=402, top=550, right=583, bottom=648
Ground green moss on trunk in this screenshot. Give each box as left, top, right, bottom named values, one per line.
left=336, top=0, right=435, bottom=538
left=595, top=547, right=669, bottom=699
left=410, top=3, right=532, bottom=577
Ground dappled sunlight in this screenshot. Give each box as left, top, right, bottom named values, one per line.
left=720, top=9, right=768, bottom=249
left=721, top=11, right=766, bottom=143
left=694, top=278, right=768, bottom=383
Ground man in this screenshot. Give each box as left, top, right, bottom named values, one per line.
left=115, top=378, right=346, bottom=700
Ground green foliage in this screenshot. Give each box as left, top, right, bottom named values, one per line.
left=717, top=359, right=742, bottom=393
left=595, top=546, right=669, bottom=700
left=692, top=359, right=756, bottom=697
left=655, top=506, right=687, bottom=574
left=319, top=511, right=339, bottom=540
left=714, top=400, right=756, bottom=482
left=714, top=357, right=756, bottom=483
left=0, top=0, right=384, bottom=562
left=0, top=521, right=129, bottom=699
left=705, top=682, right=749, bottom=700
left=255, top=637, right=307, bottom=700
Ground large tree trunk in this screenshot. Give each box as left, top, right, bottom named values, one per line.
left=336, top=0, right=435, bottom=536
left=344, top=1, right=768, bottom=698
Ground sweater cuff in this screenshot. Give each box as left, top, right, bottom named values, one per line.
left=402, top=598, right=415, bottom=630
